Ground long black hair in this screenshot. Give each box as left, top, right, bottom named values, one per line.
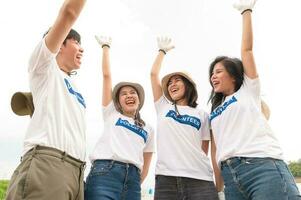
left=208, top=56, right=244, bottom=112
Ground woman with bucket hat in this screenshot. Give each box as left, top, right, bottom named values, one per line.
left=84, top=36, right=155, bottom=200
left=208, top=0, right=301, bottom=199
left=150, top=36, right=218, bottom=199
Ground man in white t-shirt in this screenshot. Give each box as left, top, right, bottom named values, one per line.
left=5, top=1, right=87, bottom=200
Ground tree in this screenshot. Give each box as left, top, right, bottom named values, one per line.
left=288, top=161, right=301, bottom=177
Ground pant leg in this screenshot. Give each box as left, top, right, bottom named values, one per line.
left=241, top=158, right=301, bottom=200
left=6, top=150, right=81, bottom=200
left=84, top=160, right=125, bottom=200
left=154, top=175, right=181, bottom=200
left=221, top=158, right=249, bottom=200
left=124, top=165, right=141, bottom=200
left=182, top=178, right=219, bottom=200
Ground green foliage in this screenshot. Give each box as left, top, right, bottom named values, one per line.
left=0, top=180, right=9, bottom=200
left=288, top=161, right=301, bottom=177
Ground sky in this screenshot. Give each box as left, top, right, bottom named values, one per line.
left=1, top=0, right=301, bottom=188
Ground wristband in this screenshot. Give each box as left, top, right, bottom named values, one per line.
left=102, top=44, right=110, bottom=48
left=241, top=9, right=252, bottom=15
left=159, top=49, right=166, bottom=55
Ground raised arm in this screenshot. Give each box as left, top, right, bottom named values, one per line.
left=233, top=0, right=258, bottom=79
left=45, top=0, right=86, bottom=53
left=141, top=152, right=153, bottom=183
left=150, top=37, right=175, bottom=102
left=95, top=36, right=113, bottom=106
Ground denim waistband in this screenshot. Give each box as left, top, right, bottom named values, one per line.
left=22, top=145, right=86, bottom=169
left=93, top=159, right=139, bottom=170
left=220, top=157, right=280, bottom=170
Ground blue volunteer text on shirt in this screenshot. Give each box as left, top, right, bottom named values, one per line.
left=64, top=78, right=86, bottom=108
left=209, top=96, right=237, bottom=121
left=165, top=110, right=201, bottom=130
left=115, top=118, right=148, bottom=143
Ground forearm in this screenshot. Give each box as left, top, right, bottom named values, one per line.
left=241, top=11, right=253, bottom=52
left=150, top=52, right=165, bottom=77
left=102, top=47, right=111, bottom=78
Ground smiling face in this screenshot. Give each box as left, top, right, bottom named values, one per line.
left=210, top=62, right=236, bottom=96
left=118, top=86, right=140, bottom=116
left=59, top=38, right=84, bottom=71
left=167, top=75, right=187, bottom=105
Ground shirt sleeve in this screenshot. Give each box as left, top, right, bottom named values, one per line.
left=242, top=74, right=261, bottom=98
left=154, top=95, right=169, bottom=114
left=102, top=101, right=116, bottom=120
left=28, top=38, right=58, bottom=74
left=143, top=125, right=156, bottom=153
left=200, top=111, right=211, bottom=141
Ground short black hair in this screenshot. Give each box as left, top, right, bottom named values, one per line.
left=43, top=28, right=81, bottom=45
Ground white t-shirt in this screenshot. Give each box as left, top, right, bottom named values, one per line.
left=155, top=96, right=213, bottom=181
left=24, top=38, right=86, bottom=161
left=89, top=102, right=155, bottom=170
left=210, top=75, right=283, bottom=166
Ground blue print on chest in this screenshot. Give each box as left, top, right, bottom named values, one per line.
left=209, top=96, right=237, bottom=121
left=115, top=118, right=148, bottom=143
left=165, top=110, right=201, bottom=130
left=64, top=78, right=86, bottom=108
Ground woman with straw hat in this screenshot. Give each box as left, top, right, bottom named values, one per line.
left=84, top=36, right=155, bottom=200
left=208, top=0, right=301, bottom=199
left=150, top=36, right=218, bottom=199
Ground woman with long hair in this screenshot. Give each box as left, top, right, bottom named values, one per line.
left=209, top=1, right=301, bottom=199
left=151, top=37, right=218, bottom=199
left=84, top=36, right=155, bottom=200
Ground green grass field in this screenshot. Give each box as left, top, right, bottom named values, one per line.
left=0, top=180, right=9, bottom=200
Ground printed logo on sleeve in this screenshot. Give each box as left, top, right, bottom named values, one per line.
left=209, top=96, right=237, bottom=121
left=115, top=118, right=148, bottom=143
left=64, top=78, right=86, bottom=108
left=165, top=110, right=201, bottom=130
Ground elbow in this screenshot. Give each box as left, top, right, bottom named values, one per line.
left=60, top=4, right=80, bottom=22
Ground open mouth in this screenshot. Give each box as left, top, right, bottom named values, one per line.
left=125, top=99, right=136, bottom=106
left=212, top=81, right=220, bottom=88
left=170, top=87, right=179, bottom=94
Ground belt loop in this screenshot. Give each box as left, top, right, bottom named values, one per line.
left=61, top=151, right=67, bottom=162
left=31, top=145, right=38, bottom=158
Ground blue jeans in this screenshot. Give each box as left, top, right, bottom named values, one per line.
left=84, top=160, right=141, bottom=200
left=154, top=175, right=219, bottom=200
left=221, top=157, right=301, bottom=200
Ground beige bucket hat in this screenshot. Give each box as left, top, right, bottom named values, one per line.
left=11, top=92, right=34, bottom=117
left=112, top=82, right=145, bottom=113
left=161, top=71, right=198, bottom=103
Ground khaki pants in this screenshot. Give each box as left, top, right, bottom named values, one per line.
left=5, top=145, right=85, bottom=200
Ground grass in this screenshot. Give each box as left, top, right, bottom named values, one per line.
left=0, top=180, right=9, bottom=200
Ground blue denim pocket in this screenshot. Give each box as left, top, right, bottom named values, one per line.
left=90, top=161, right=113, bottom=177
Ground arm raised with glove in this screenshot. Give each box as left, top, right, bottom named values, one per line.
left=95, top=36, right=113, bottom=106
left=150, top=36, right=175, bottom=101
left=233, top=0, right=258, bottom=79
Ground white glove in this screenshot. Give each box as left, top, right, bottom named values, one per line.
left=157, top=36, right=175, bottom=54
left=233, top=0, right=257, bottom=14
left=218, top=191, right=225, bottom=200
left=95, top=35, right=112, bottom=48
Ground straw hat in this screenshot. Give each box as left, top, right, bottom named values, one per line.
left=112, top=82, right=145, bottom=113
left=261, top=100, right=270, bottom=120
left=11, top=92, right=34, bottom=117
left=161, top=71, right=198, bottom=102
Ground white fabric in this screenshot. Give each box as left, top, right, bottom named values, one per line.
left=155, top=96, right=213, bottom=181
left=89, top=102, right=155, bottom=170
left=24, top=38, right=86, bottom=161
left=210, top=75, right=283, bottom=166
